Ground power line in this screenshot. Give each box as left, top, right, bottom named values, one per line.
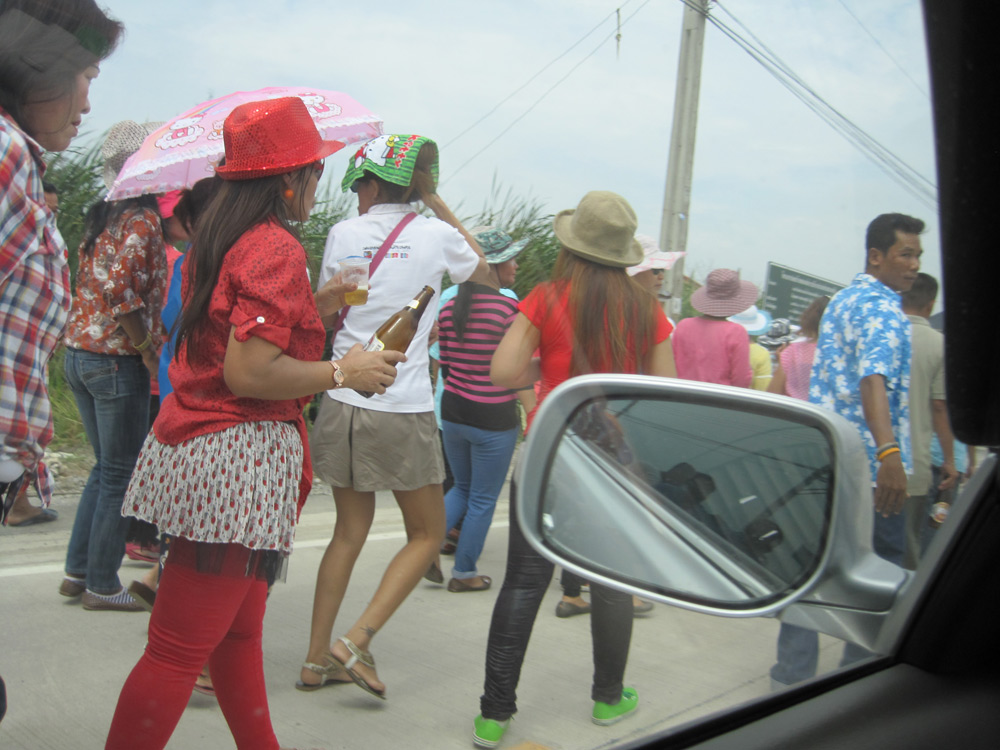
left=834, top=0, right=929, bottom=100
left=443, top=4, right=630, bottom=150
left=443, top=1, right=651, bottom=185
left=706, top=0, right=936, bottom=209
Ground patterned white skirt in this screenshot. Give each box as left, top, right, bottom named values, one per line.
left=124, top=421, right=302, bottom=554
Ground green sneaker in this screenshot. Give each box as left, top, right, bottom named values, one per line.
left=592, top=686, right=639, bottom=726
left=473, top=714, right=510, bottom=748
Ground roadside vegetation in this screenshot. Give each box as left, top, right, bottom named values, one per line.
left=43, top=135, right=695, bottom=454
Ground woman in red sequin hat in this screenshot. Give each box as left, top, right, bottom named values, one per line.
left=105, top=96, right=406, bottom=750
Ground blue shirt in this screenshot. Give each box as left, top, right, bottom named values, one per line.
left=157, top=253, right=185, bottom=398
left=809, top=273, right=912, bottom=481
left=931, top=434, right=967, bottom=474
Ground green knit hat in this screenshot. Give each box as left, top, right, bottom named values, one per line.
left=340, top=134, right=439, bottom=193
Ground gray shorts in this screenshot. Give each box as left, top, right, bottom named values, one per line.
left=310, top=394, right=445, bottom=492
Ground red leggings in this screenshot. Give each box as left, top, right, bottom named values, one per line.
left=105, top=539, right=278, bottom=750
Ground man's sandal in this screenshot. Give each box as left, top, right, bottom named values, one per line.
left=329, top=636, right=386, bottom=700
left=294, top=658, right=351, bottom=692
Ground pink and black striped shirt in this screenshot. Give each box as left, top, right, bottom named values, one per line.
left=438, top=284, right=519, bottom=431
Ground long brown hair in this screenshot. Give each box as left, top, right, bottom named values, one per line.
left=175, top=167, right=311, bottom=363
left=79, top=195, right=159, bottom=257
left=547, top=248, right=659, bottom=376
left=798, top=295, right=830, bottom=339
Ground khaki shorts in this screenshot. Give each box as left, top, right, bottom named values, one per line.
left=310, top=394, right=445, bottom=492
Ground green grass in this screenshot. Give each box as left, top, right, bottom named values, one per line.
left=47, top=347, right=87, bottom=451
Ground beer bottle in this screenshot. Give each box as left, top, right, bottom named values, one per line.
left=358, top=285, right=436, bottom=397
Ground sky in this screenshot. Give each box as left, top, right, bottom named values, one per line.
left=80, top=0, right=938, bottom=305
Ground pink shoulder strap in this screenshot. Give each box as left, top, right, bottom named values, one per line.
left=328, top=212, right=417, bottom=337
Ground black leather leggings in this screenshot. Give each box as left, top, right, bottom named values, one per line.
left=480, top=479, right=633, bottom=720
left=561, top=568, right=586, bottom=598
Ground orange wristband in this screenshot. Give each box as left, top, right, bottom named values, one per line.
left=876, top=446, right=900, bottom=462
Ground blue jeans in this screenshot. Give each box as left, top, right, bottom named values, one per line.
left=441, top=420, right=518, bottom=579
left=770, top=508, right=904, bottom=686
left=64, top=349, right=150, bottom=594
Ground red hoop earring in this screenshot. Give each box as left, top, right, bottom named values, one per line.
left=284, top=189, right=294, bottom=200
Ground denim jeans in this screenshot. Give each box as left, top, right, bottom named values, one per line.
left=480, top=479, right=633, bottom=720
left=64, top=349, right=150, bottom=594
left=441, top=420, right=518, bottom=579
left=770, top=507, right=904, bottom=686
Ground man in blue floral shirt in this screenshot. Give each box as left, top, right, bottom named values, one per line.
left=771, top=212, right=924, bottom=688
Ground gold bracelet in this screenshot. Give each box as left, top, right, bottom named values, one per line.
left=134, top=332, right=153, bottom=352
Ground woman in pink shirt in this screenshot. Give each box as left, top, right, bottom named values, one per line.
left=768, top=295, right=830, bottom=401
left=671, top=268, right=758, bottom=387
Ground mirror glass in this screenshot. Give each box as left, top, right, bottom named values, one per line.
left=539, top=395, right=834, bottom=608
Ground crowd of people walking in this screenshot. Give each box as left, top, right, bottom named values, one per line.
left=1, top=1, right=967, bottom=747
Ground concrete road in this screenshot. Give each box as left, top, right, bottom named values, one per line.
left=0, top=453, right=845, bottom=749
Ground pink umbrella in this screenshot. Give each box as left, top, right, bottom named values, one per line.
left=107, top=87, right=383, bottom=200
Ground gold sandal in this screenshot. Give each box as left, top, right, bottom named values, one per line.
left=294, top=657, right=350, bottom=692
left=329, top=636, right=386, bottom=700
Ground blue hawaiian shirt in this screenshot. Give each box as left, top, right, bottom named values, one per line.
left=809, top=273, right=912, bottom=481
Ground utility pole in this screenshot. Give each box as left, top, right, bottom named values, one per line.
left=660, top=0, right=710, bottom=318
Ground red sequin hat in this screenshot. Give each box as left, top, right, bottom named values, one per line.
left=215, top=97, right=345, bottom=180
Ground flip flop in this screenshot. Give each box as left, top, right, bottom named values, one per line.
left=125, top=542, right=160, bottom=563
left=192, top=681, right=216, bottom=697
left=192, top=666, right=216, bottom=698
left=7, top=507, right=58, bottom=527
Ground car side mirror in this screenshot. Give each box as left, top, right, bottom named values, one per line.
left=516, top=376, right=908, bottom=649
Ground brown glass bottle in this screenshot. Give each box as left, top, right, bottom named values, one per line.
left=358, top=285, right=435, bottom=397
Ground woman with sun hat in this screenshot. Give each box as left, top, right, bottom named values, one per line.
left=671, top=268, right=759, bottom=387
left=474, top=190, right=675, bottom=748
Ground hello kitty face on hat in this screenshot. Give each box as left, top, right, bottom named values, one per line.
left=354, top=134, right=398, bottom=168
left=156, top=117, right=205, bottom=149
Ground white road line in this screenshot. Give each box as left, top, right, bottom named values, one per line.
left=0, top=521, right=510, bottom=578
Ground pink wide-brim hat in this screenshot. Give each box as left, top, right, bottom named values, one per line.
left=690, top=268, right=759, bottom=317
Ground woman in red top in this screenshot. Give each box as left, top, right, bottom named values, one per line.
left=105, top=97, right=403, bottom=750
left=474, top=191, right=675, bottom=748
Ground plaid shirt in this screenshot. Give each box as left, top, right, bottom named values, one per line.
left=1, top=109, right=71, bottom=503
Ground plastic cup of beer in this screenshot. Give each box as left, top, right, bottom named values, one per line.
left=340, top=256, right=370, bottom=305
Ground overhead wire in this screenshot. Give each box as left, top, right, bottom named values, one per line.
left=704, top=0, right=936, bottom=209
left=443, top=0, right=652, bottom=185
left=834, top=0, right=929, bottom=100
left=443, top=3, right=632, bottom=151
left=441, top=0, right=935, bottom=209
